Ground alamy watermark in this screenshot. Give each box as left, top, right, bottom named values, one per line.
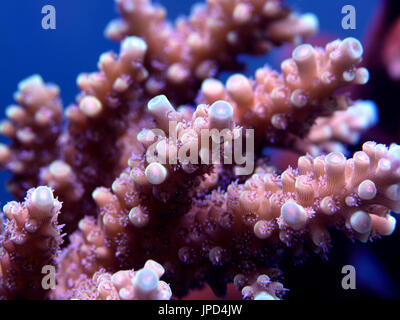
left=341, top=265, right=356, bottom=290
left=342, top=5, right=356, bottom=30
left=42, top=5, right=56, bottom=30
left=41, top=265, right=56, bottom=290
left=40, top=4, right=356, bottom=31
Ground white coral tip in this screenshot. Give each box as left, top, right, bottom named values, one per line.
left=31, top=186, right=55, bottom=215
left=299, top=13, right=319, bottom=33
left=281, top=201, right=307, bottom=230
left=209, top=100, right=234, bottom=129
left=358, top=180, right=377, bottom=200
left=340, top=37, right=363, bottom=60
left=79, top=96, right=103, bottom=117
left=121, top=36, right=147, bottom=58
left=132, top=268, right=159, bottom=294
left=145, top=162, right=168, bottom=185
left=147, top=94, right=175, bottom=115
left=388, top=144, right=400, bottom=162
left=350, top=210, right=372, bottom=234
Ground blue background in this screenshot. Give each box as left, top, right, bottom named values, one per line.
left=2, top=0, right=397, bottom=299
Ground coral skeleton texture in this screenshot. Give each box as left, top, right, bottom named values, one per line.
left=0, top=0, right=397, bottom=300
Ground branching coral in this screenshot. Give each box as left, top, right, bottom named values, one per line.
left=63, top=259, right=172, bottom=300
left=0, top=186, right=63, bottom=299
left=198, top=37, right=369, bottom=149
left=295, top=100, right=378, bottom=155
left=106, top=0, right=318, bottom=102
left=0, top=0, right=398, bottom=300
left=0, top=76, right=63, bottom=199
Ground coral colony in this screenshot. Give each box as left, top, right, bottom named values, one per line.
left=0, top=0, right=397, bottom=300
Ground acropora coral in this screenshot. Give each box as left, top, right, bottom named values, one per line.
left=0, top=0, right=397, bottom=300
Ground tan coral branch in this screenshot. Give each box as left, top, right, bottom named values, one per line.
left=198, top=38, right=369, bottom=147
left=0, top=186, right=63, bottom=299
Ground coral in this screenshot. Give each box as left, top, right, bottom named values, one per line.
left=0, top=0, right=398, bottom=300
left=0, top=76, right=63, bottom=199
left=198, top=37, right=369, bottom=150
left=295, top=100, right=378, bottom=155
left=106, top=0, right=318, bottom=102
left=0, top=186, right=62, bottom=299
left=382, top=15, right=400, bottom=81
left=62, top=259, right=172, bottom=300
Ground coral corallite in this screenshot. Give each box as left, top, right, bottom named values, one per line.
left=0, top=0, right=398, bottom=300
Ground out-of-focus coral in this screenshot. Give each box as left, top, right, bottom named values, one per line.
left=0, top=0, right=398, bottom=300
left=382, top=16, right=400, bottom=81
left=295, top=100, right=378, bottom=155
left=353, top=0, right=400, bottom=139
left=0, top=76, right=63, bottom=199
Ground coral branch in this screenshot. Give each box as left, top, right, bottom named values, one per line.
left=198, top=38, right=369, bottom=148
left=128, top=95, right=242, bottom=208
left=106, top=0, right=318, bottom=102
left=65, top=260, right=171, bottom=300
left=295, top=100, right=378, bottom=155
left=50, top=37, right=151, bottom=232
left=55, top=141, right=398, bottom=299
left=0, top=186, right=63, bottom=299
left=0, top=76, right=63, bottom=199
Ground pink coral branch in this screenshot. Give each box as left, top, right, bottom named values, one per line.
left=0, top=76, right=63, bottom=199
left=106, top=0, right=318, bottom=101
left=198, top=38, right=369, bottom=147
left=0, top=186, right=63, bottom=299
